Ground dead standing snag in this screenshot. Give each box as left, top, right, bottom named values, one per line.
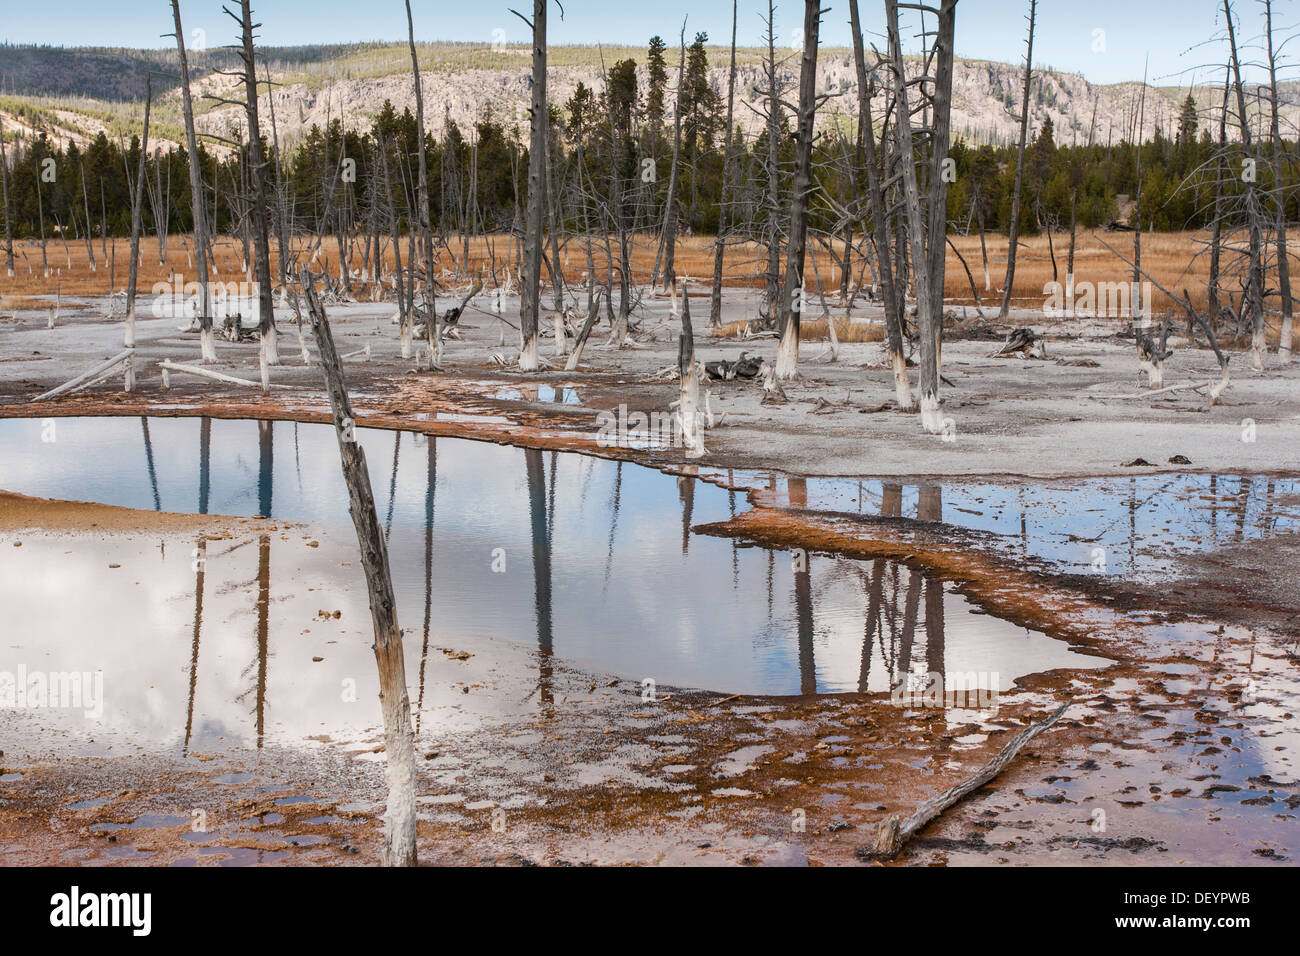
left=301, top=269, right=418, bottom=867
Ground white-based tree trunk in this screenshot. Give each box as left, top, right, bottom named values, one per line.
left=892, top=351, right=914, bottom=410
left=1250, top=329, right=1266, bottom=371
left=775, top=318, right=800, bottom=380
left=519, top=334, right=539, bottom=372
left=920, top=393, right=945, bottom=435
left=200, top=326, right=217, bottom=364
left=1138, top=355, right=1165, bottom=389
left=554, top=311, right=567, bottom=357
left=677, top=281, right=707, bottom=458
left=261, top=324, right=279, bottom=367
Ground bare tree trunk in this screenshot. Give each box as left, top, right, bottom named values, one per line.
left=518, top=0, right=547, bottom=371
left=0, top=115, right=12, bottom=277
left=405, top=0, right=439, bottom=368
left=885, top=0, right=954, bottom=431
left=123, top=74, right=153, bottom=390
left=709, top=0, right=739, bottom=329
left=1209, top=70, right=1230, bottom=333
left=1224, top=0, right=1266, bottom=370
left=658, top=23, right=687, bottom=297
left=81, top=166, right=96, bottom=273
left=849, top=0, right=911, bottom=407
left=998, top=0, right=1036, bottom=321
left=170, top=0, right=216, bottom=362
left=1265, top=0, right=1293, bottom=362
left=924, top=2, right=958, bottom=411
left=763, top=1, right=782, bottom=314
left=774, top=0, right=821, bottom=381
left=301, top=270, right=417, bottom=867
left=234, top=0, right=278, bottom=368
left=678, top=281, right=706, bottom=457
left=264, top=62, right=290, bottom=298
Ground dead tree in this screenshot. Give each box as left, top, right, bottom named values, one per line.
left=1208, top=70, right=1230, bottom=332
left=515, top=0, right=548, bottom=370
left=301, top=269, right=418, bottom=867
left=1224, top=0, right=1267, bottom=369
left=885, top=0, right=958, bottom=432
left=708, top=0, right=740, bottom=328
left=0, top=115, right=12, bottom=277
left=997, top=0, right=1036, bottom=322
left=658, top=22, right=688, bottom=296
left=1264, top=0, right=1293, bottom=362
left=761, top=0, right=785, bottom=313
left=122, top=75, right=154, bottom=389
left=849, top=0, right=911, bottom=407
left=169, top=0, right=217, bottom=362
left=677, top=280, right=707, bottom=457
left=227, top=0, right=278, bottom=367
left=80, top=166, right=96, bottom=273
left=774, top=0, right=823, bottom=381
left=405, top=0, right=440, bottom=368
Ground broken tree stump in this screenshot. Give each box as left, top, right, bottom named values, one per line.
left=301, top=268, right=418, bottom=867
left=676, top=279, right=706, bottom=458
left=565, top=289, right=602, bottom=372
left=865, top=701, right=1070, bottom=861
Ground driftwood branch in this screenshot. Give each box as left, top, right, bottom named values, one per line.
left=866, top=701, right=1070, bottom=861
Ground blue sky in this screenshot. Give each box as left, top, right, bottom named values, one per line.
left=0, top=1, right=1283, bottom=85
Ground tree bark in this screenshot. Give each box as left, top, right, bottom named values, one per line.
left=849, top=0, right=911, bottom=408
left=709, top=0, right=739, bottom=329
left=0, top=115, right=12, bottom=277
left=518, top=0, right=548, bottom=371
left=997, top=0, right=1036, bottom=322
left=775, top=0, right=822, bottom=381
left=124, top=76, right=153, bottom=369
left=235, top=1, right=278, bottom=367
left=170, top=0, right=216, bottom=362
left=301, top=269, right=418, bottom=867
left=405, top=0, right=440, bottom=368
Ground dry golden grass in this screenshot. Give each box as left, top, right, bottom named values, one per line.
left=0, top=230, right=1271, bottom=324
left=716, top=316, right=884, bottom=342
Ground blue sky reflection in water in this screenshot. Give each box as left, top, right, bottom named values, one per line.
left=0, top=417, right=1100, bottom=714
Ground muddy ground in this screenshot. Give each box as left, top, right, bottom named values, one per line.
left=0, top=289, right=1297, bottom=865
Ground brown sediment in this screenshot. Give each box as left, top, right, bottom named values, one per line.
left=0, top=489, right=274, bottom=535
left=696, top=506, right=1142, bottom=660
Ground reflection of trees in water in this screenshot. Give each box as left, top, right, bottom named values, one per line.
left=140, top=417, right=161, bottom=512
left=183, top=537, right=206, bottom=756
left=416, top=437, right=436, bottom=734
left=526, top=448, right=554, bottom=713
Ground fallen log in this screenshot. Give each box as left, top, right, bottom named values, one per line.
left=158, top=359, right=294, bottom=390
left=30, top=348, right=132, bottom=402
left=1108, top=380, right=1219, bottom=400
left=865, top=701, right=1070, bottom=861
